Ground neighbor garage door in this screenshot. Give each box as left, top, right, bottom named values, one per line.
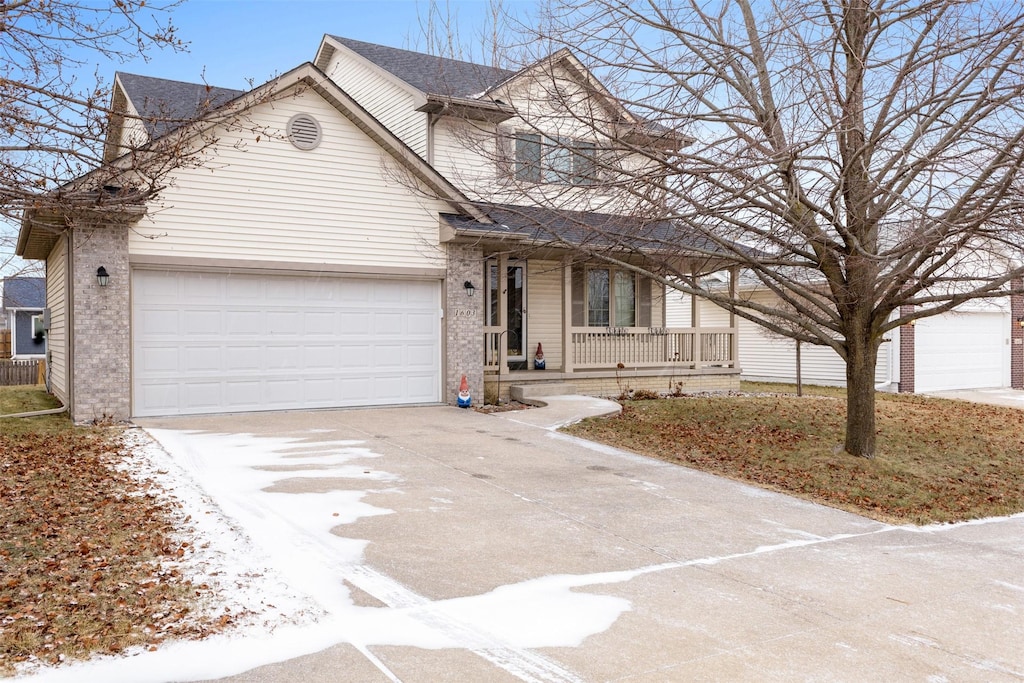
left=914, top=311, right=1008, bottom=392
left=132, top=270, right=441, bottom=417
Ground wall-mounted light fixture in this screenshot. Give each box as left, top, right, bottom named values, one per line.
left=1017, top=316, right=1024, bottom=329
left=96, top=266, right=110, bottom=287
left=463, top=280, right=476, bottom=297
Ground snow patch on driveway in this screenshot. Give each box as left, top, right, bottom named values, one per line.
left=20, top=427, right=635, bottom=683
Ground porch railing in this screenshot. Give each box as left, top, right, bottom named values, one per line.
left=483, top=326, right=504, bottom=370
left=484, top=326, right=736, bottom=372
left=570, top=327, right=735, bottom=370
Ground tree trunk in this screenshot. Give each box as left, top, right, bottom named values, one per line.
left=844, top=330, right=879, bottom=457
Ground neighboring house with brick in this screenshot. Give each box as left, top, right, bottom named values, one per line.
left=1, top=277, right=46, bottom=360
left=16, top=38, right=742, bottom=422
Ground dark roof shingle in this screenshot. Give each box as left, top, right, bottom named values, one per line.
left=330, top=36, right=515, bottom=98
left=2, top=277, right=45, bottom=310
left=442, top=204, right=730, bottom=255
left=116, top=72, right=244, bottom=138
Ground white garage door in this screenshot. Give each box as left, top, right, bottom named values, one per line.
left=915, top=311, right=1008, bottom=392
left=133, top=270, right=441, bottom=417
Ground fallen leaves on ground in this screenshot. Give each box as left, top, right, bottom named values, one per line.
left=563, top=391, right=1024, bottom=524
left=0, top=429, right=221, bottom=675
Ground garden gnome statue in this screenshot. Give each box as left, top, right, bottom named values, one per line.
left=534, top=342, right=546, bottom=370
left=457, top=374, right=472, bottom=408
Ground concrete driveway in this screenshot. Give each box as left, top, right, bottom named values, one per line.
left=127, top=398, right=1024, bottom=682
left=924, top=387, right=1024, bottom=410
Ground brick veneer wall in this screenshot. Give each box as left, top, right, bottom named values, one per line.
left=486, top=371, right=740, bottom=403
left=445, top=244, right=484, bottom=406
left=898, top=304, right=915, bottom=393
left=1012, top=278, right=1024, bottom=390
left=71, top=220, right=131, bottom=422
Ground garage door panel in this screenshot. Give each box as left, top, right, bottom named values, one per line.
left=303, top=311, right=335, bottom=333
left=136, top=271, right=179, bottom=299
left=184, top=346, right=221, bottom=372
left=184, top=382, right=222, bottom=409
left=138, top=345, right=180, bottom=373
left=225, top=347, right=261, bottom=371
left=133, top=270, right=441, bottom=416
left=183, top=310, right=221, bottom=335
left=138, top=309, right=179, bottom=335
left=267, top=350, right=301, bottom=370
left=343, top=314, right=371, bottom=335
left=224, top=381, right=261, bottom=408
left=339, top=377, right=371, bottom=401
left=226, top=312, right=262, bottom=335
left=372, top=314, right=401, bottom=335
left=339, top=346, right=371, bottom=368
left=407, top=343, right=438, bottom=367
left=916, top=312, right=1008, bottom=392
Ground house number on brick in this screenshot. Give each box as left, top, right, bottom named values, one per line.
left=452, top=309, right=477, bottom=318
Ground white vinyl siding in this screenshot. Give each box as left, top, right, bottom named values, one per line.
left=431, top=64, right=655, bottom=214
left=666, top=290, right=887, bottom=386
left=527, top=260, right=563, bottom=369
left=323, top=50, right=428, bottom=157
left=433, top=118, right=501, bottom=193
left=648, top=277, right=664, bottom=328
left=44, top=234, right=68, bottom=403
left=119, top=97, right=150, bottom=155
left=738, top=315, right=890, bottom=386
left=129, top=87, right=448, bottom=269
left=132, top=269, right=441, bottom=417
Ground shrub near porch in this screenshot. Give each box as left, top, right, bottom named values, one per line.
left=563, top=388, right=1024, bottom=524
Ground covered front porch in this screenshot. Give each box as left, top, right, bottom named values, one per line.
left=479, top=253, right=741, bottom=401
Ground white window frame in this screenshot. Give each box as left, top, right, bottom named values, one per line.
left=514, top=133, right=598, bottom=185
left=581, top=267, right=645, bottom=328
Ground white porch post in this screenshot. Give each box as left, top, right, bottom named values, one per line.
left=562, top=256, right=574, bottom=373
left=498, top=254, right=509, bottom=371
left=692, top=267, right=702, bottom=367
left=729, top=266, right=740, bottom=369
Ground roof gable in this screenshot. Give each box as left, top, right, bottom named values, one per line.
left=325, top=36, right=515, bottom=98
left=19, top=63, right=493, bottom=261
left=316, top=37, right=681, bottom=145
left=115, top=72, right=245, bottom=139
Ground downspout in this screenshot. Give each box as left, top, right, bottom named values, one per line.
left=427, top=111, right=441, bottom=166
left=0, top=402, right=68, bottom=419
left=66, top=229, right=75, bottom=419
left=875, top=329, right=895, bottom=391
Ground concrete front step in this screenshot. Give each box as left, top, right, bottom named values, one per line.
left=510, top=383, right=578, bottom=405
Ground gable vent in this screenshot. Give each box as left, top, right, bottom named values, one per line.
left=287, top=113, right=322, bottom=150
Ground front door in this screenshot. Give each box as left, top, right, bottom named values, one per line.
left=506, top=263, right=526, bottom=361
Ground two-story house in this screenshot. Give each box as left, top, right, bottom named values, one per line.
left=16, top=36, right=741, bottom=421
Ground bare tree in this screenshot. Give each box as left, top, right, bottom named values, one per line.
left=0, top=0, right=191, bottom=276
left=459, top=0, right=1024, bottom=457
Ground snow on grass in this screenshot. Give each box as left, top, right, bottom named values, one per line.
left=17, top=426, right=639, bottom=683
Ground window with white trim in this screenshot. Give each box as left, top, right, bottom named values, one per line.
left=571, top=266, right=651, bottom=328
left=514, top=133, right=597, bottom=185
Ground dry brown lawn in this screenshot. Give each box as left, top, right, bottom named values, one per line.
left=0, top=386, right=222, bottom=675
left=563, top=383, right=1024, bottom=524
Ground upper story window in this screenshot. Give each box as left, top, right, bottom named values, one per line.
left=514, top=133, right=597, bottom=185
